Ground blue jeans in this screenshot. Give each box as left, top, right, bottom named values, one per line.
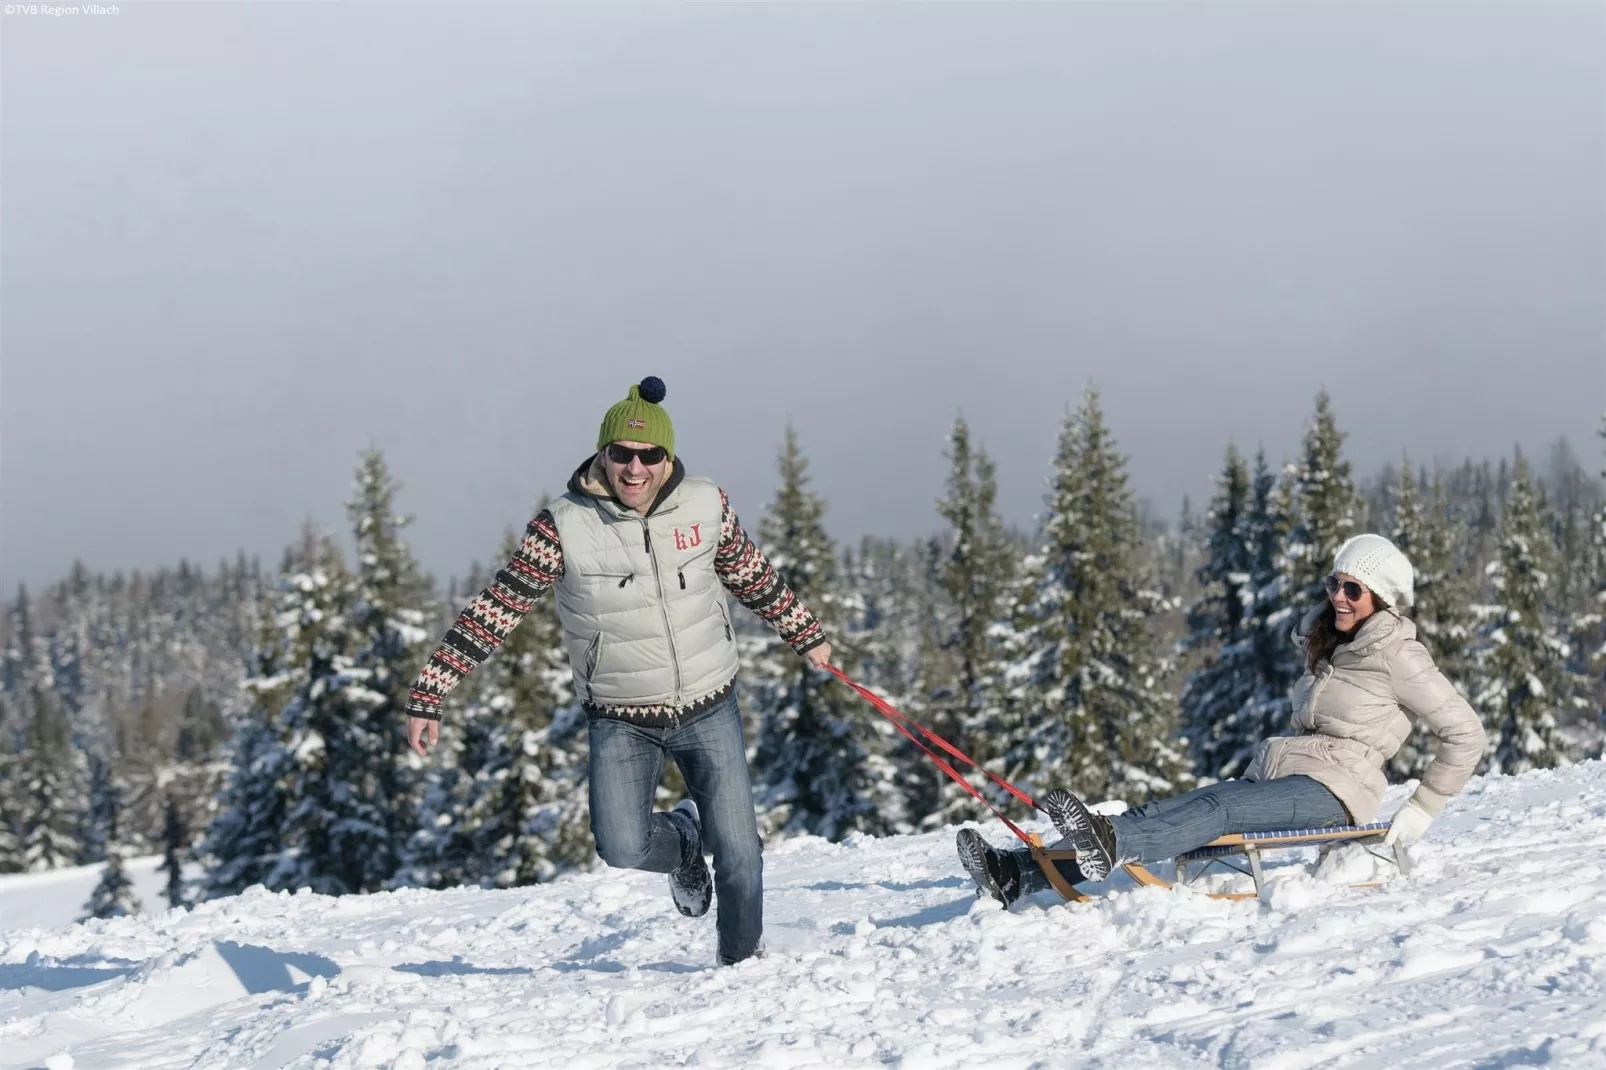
left=587, top=690, right=763, bottom=963
left=1105, top=775, right=1349, bottom=862
left=1013, top=775, right=1347, bottom=894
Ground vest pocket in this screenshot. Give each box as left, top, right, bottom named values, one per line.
left=718, top=600, right=733, bottom=643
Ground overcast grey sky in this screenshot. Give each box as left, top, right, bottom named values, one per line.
left=3, top=2, right=1602, bottom=591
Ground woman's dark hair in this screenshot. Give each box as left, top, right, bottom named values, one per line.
left=1305, top=589, right=1392, bottom=673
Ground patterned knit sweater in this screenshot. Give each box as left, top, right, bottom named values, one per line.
left=406, top=487, right=824, bottom=727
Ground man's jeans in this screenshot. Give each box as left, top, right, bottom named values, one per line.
left=587, top=690, right=763, bottom=963
left=1013, top=775, right=1348, bottom=895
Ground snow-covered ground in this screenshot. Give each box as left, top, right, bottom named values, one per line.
left=3, top=762, right=1604, bottom=1070
left=0, top=857, right=184, bottom=935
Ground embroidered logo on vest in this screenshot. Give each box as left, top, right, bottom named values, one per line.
left=673, top=524, right=703, bottom=551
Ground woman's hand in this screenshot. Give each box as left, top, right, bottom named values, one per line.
left=1382, top=798, right=1433, bottom=846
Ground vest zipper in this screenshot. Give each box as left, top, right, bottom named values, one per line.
left=583, top=632, right=602, bottom=706
left=642, top=521, right=684, bottom=704
left=678, top=570, right=686, bottom=590
left=618, top=574, right=634, bottom=589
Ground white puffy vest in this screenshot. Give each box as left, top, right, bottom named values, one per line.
left=547, top=476, right=740, bottom=706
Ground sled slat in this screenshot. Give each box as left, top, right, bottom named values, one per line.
left=1027, top=834, right=1090, bottom=903
left=1032, top=822, right=1403, bottom=904
left=1121, top=862, right=1259, bottom=901
left=1178, top=822, right=1392, bottom=861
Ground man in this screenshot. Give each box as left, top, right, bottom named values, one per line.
left=404, top=376, right=832, bottom=966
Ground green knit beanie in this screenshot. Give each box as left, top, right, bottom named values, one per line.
left=596, top=376, right=674, bottom=457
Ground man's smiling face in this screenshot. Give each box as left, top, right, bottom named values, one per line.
left=601, top=440, right=671, bottom=514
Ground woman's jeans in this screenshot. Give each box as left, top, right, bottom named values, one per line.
left=587, top=690, right=764, bottom=963
left=1013, top=775, right=1349, bottom=895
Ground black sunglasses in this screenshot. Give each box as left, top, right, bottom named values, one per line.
left=605, top=443, right=668, bottom=467
left=1323, top=575, right=1367, bottom=602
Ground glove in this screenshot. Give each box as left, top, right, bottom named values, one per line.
left=1383, top=798, right=1434, bottom=847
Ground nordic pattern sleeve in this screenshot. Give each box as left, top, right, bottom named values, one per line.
left=405, top=510, right=564, bottom=721
left=713, top=488, right=826, bottom=654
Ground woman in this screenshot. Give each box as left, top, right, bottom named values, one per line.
left=958, top=533, right=1486, bottom=906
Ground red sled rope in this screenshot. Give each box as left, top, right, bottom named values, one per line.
left=823, top=663, right=1042, bottom=848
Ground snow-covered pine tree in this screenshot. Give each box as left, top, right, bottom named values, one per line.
left=19, top=686, right=85, bottom=871
left=1476, top=453, right=1572, bottom=774
left=0, top=553, right=259, bottom=862
left=924, top=415, right=1017, bottom=824
left=79, top=750, right=120, bottom=865
left=841, top=535, right=944, bottom=834
left=82, top=841, right=142, bottom=921
left=751, top=425, right=894, bottom=841
left=840, top=538, right=926, bottom=705
left=163, top=687, right=230, bottom=865
left=199, top=710, right=287, bottom=898
left=1419, top=471, right=1479, bottom=684
left=1583, top=417, right=1606, bottom=744
left=1546, top=432, right=1606, bottom=751
left=80, top=764, right=140, bottom=920
left=343, top=450, right=436, bottom=889
left=905, top=537, right=956, bottom=825
left=1235, top=393, right=1361, bottom=752
left=161, top=794, right=189, bottom=908
left=1280, top=391, right=1361, bottom=615
left=175, top=686, right=227, bottom=766
left=201, top=531, right=341, bottom=899
left=474, top=703, right=592, bottom=888
left=1387, top=459, right=1481, bottom=776
left=258, top=539, right=372, bottom=896
left=0, top=731, right=24, bottom=873
left=1166, top=495, right=1203, bottom=600
left=1, top=586, right=37, bottom=739
left=266, top=452, right=434, bottom=895
left=998, top=388, right=1192, bottom=805
left=1210, top=447, right=1302, bottom=775
left=1179, top=444, right=1259, bottom=780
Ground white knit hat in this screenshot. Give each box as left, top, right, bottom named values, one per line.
left=1331, top=533, right=1415, bottom=609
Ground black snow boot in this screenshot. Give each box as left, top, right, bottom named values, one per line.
left=1041, top=788, right=1123, bottom=882
left=956, top=828, right=1023, bottom=907
left=665, top=799, right=713, bottom=918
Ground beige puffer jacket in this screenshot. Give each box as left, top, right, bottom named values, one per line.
left=1244, top=605, right=1486, bottom=824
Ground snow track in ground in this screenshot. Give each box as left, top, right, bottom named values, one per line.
left=3, top=762, right=1604, bottom=1069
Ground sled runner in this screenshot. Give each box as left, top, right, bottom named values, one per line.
left=1028, top=821, right=1409, bottom=901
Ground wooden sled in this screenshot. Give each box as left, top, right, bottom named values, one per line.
left=1029, top=822, right=1407, bottom=901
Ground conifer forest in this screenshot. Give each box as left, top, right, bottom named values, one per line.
left=3, top=391, right=1602, bottom=916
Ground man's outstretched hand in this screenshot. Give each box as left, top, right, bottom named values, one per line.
left=407, top=716, right=440, bottom=758
left=805, top=642, right=833, bottom=671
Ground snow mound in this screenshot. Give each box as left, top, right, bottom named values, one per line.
left=3, top=761, right=1605, bottom=1069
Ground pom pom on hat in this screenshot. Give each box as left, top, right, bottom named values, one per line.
left=637, top=376, right=667, bottom=404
